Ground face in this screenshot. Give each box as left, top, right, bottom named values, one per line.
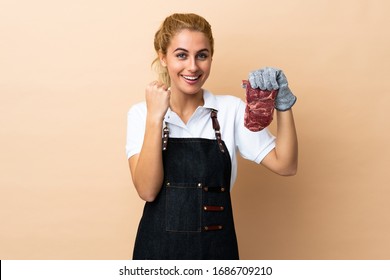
left=160, top=29, right=212, bottom=96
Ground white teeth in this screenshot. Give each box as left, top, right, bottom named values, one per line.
left=183, top=75, right=200, bottom=81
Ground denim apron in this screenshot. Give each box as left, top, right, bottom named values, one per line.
left=133, top=110, right=239, bottom=259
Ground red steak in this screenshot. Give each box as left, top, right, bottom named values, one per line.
left=243, top=80, right=278, bottom=132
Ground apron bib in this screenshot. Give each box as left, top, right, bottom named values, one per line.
left=133, top=110, right=239, bottom=260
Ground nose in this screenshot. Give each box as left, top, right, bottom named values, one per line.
left=187, top=56, right=199, bottom=72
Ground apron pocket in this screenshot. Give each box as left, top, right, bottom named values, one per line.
left=166, top=182, right=201, bottom=232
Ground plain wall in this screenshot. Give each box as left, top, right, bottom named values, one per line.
left=1, top=0, right=389, bottom=259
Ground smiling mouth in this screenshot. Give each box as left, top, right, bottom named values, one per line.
left=182, top=75, right=201, bottom=81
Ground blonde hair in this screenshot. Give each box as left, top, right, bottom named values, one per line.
left=152, top=13, right=214, bottom=87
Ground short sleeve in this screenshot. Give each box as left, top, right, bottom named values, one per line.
left=234, top=100, right=276, bottom=164
left=126, top=102, right=147, bottom=159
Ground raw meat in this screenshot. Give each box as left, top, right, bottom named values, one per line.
left=243, top=80, right=278, bottom=132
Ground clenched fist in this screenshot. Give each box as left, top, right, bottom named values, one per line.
left=145, top=81, right=171, bottom=122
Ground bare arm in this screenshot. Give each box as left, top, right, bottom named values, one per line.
left=129, top=81, right=170, bottom=202
left=129, top=118, right=164, bottom=201
left=248, top=67, right=298, bottom=176
left=261, top=109, right=298, bottom=176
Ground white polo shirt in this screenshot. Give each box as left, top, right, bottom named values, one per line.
left=126, top=89, right=276, bottom=189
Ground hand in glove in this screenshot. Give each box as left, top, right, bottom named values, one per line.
left=248, top=67, right=297, bottom=111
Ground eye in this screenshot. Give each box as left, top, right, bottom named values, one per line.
left=176, top=53, right=187, bottom=59
left=197, top=53, right=209, bottom=60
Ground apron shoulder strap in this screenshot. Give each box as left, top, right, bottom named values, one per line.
left=162, top=123, right=169, bottom=151
left=210, top=110, right=225, bottom=153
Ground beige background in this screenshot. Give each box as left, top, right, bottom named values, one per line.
left=1, top=0, right=389, bottom=259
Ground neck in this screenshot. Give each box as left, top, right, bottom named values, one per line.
left=169, top=89, right=204, bottom=124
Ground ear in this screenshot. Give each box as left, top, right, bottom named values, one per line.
left=158, top=51, right=167, bottom=67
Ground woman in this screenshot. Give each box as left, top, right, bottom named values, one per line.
left=126, top=13, right=298, bottom=260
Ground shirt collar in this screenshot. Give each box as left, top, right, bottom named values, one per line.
left=202, top=89, right=218, bottom=111
left=163, top=89, right=219, bottom=121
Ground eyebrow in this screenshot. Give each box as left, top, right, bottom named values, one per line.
left=173, top=48, right=210, bottom=53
